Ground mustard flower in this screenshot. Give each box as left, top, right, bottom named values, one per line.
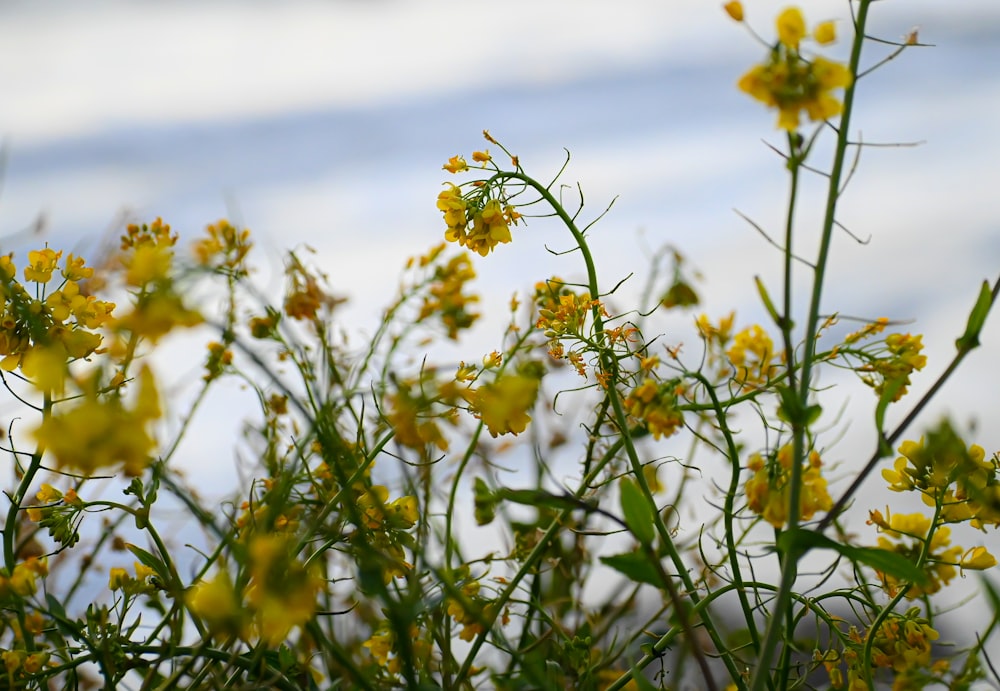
left=467, top=373, right=540, bottom=437
left=873, top=511, right=962, bottom=598
left=776, top=7, right=806, bottom=49
left=23, top=248, right=62, bottom=284
left=960, top=546, right=997, bottom=570
left=737, top=7, right=852, bottom=131
left=726, top=324, right=779, bottom=390
left=745, top=446, right=832, bottom=528
left=866, top=609, right=939, bottom=677
left=814, top=20, right=836, bottom=45
left=120, top=218, right=177, bottom=251
left=438, top=184, right=469, bottom=242
left=245, top=534, right=324, bottom=645
left=443, top=155, right=469, bottom=174
left=192, top=219, right=252, bottom=273
left=417, top=252, right=480, bottom=339
left=108, top=567, right=130, bottom=591
left=363, top=627, right=395, bottom=667
left=624, top=378, right=686, bottom=441
left=31, top=366, right=161, bottom=477
left=466, top=199, right=513, bottom=256
left=883, top=425, right=997, bottom=528
left=186, top=569, right=245, bottom=638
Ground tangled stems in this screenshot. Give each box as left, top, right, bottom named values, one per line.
left=750, top=2, right=873, bottom=690
left=450, top=170, right=740, bottom=690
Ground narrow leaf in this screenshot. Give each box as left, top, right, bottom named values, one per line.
left=956, top=279, right=995, bottom=352
left=620, top=478, right=655, bottom=546
left=777, top=528, right=927, bottom=585
left=599, top=551, right=662, bottom=588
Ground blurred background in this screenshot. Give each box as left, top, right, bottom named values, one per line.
left=1, top=0, right=999, bottom=657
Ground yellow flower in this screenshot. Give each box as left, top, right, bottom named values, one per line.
left=417, top=252, right=480, bottom=339
left=31, top=366, right=161, bottom=477
left=24, top=248, right=62, bottom=284
left=726, top=324, right=778, bottom=390
left=814, top=20, right=837, bottom=45
left=186, top=569, right=245, bottom=637
left=776, top=7, right=806, bottom=48
left=723, top=1, right=743, bottom=22
left=744, top=445, right=833, bottom=528
left=472, top=150, right=491, bottom=163
left=245, top=534, right=324, bottom=645
left=109, top=567, right=130, bottom=591
left=10, top=562, right=39, bottom=596
left=61, top=253, right=94, bottom=281
left=960, top=546, right=997, bottom=570
left=443, top=155, right=469, bottom=174
left=124, top=243, right=172, bottom=287
left=468, top=373, right=540, bottom=437
left=737, top=8, right=852, bottom=131
left=36, top=484, right=63, bottom=504
left=134, top=561, right=156, bottom=582
left=363, top=628, right=395, bottom=667
left=21, top=344, right=69, bottom=396
left=624, top=378, right=685, bottom=441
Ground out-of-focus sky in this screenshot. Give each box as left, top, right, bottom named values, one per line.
left=1, top=0, right=1000, bottom=643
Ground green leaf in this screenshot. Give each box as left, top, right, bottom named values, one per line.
left=956, top=279, right=996, bottom=352
left=599, top=551, right=662, bottom=588
left=496, top=488, right=596, bottom=513
left=755, top=275, right=786, bottom=329
left=632, top=669, right=659, bottom=691
left=777, top=528, right=928, bottom=585
left=620, top=478, right=655, bottom=545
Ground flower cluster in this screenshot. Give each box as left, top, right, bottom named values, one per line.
left=386, top=370, right=464, bottom=453
left=437, top=186, right=520, bottom=257
left=191, top=218, right=253, bottom=275
left=731, top=6, right=853, bottom=131
left=726, top=324, right=780, bottom=391
left=26, top=484, right=84, bottom=547
left=465, top=369, right=541, bottom=438
left=31, top=365, right=162, bottom=477
left=823, top=609, right=944, bottom=690
left=881, top=422, right=1000, bottom=529
left=114, top=219, right=203, bottom=343
left=415, top=247, right=481, bottom=340
left=868, top=510, right=964, bottom=598
left=186, top=533, right=325, bottom=645
left=534, top=278, right=607, bottom=377
left=745, top=444, right=833, bottom=528
left=623, top=378, right=686, bottom=440
left=858, top=332, right=927, bottom=402
left=283, top=252, right=345, bottom=322
left=0, top=249, right=113, bottom=391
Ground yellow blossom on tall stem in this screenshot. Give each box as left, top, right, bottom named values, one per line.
left=736, top=6, right=852, bottom=131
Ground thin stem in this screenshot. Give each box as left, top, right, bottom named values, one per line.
left=750, top=3, right=873, bottom=690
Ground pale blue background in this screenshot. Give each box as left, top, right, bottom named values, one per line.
left=1, top=0, right=999, bottom=663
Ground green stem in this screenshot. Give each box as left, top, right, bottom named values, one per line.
left=749, top=3, right=873, bottom=690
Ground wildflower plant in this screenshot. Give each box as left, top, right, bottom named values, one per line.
left=0, top=1, right=998, bottom=690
